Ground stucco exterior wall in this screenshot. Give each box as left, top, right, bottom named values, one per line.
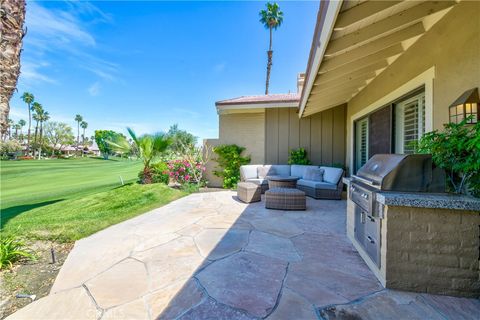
left=219, top=112, right=266, bottom=164
left=204, top=112, right=266, bottom=187
left=345, top=1, right=480, bottom=167
left=265, top=105, right=346, bottom=166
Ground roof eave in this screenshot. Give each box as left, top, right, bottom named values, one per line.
left=216, top=101, right=299, bottom=114
left=298, top=0, right=343, bottom=118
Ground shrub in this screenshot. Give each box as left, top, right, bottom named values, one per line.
left=417, top=117, right=480, bottom=196
left=167, top=159, right=206, bottom=186
left=288, top=148, right=311, bottom=165
left=213, top=144, right=251, bottom=189
left=138, top=162, right=169, bottom=184
left=0, top=140, right=22, bottom=158
left=0, top=234, right=35, bottom=270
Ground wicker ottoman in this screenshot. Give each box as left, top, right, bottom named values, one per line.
left=237, top=182, right=261, bottom=203
left=265, top=188, right=306, bottom=210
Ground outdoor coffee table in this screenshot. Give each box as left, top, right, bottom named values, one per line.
left=266, top=175, right=299, bottom=189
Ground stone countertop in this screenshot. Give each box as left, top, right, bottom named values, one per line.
left=376, top=192, right=480, bottom=211
left=342, top=177, right=480, bottom=211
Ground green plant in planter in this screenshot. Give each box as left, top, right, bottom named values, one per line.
left=288, top=148, right=311, bottom=165
left=417, top=117, right=480, bottom=196
left=213, top=144, right=251, bottom=189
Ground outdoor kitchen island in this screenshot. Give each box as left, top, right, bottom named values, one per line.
left=344, top=178, right=480, bottom=298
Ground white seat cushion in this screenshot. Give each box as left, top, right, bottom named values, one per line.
left=303, top=168, right=324, bottom=181
left=241, top=165, right=261, bottom=180
left=320, top=166, right=343, bottom=185
left=271, top=165, right=291, bottom=177
left=290, top=165, right=318, bottom=179
left=297, top=179, right=337, bottom=190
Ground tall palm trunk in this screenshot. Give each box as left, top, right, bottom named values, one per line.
left=27, top=104, right=31, bottom=154
left=33, top=120, right=39, bottom=157
left=0, top=0, right=26, bottom=138
left=265, top=26, right=273, bottom=95
left=77, top=122, right=80, bottom=153
left=38, top=121, right=43, bottom=159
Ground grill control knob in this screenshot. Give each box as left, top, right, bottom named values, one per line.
left=361, top=193, right=368, bottom=199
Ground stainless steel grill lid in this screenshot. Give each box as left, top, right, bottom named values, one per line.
left=354, top=154, right=440, bottom=192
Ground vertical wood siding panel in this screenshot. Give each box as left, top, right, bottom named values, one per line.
left=278, top=108, right=290, bottom=164
left=299, top=116, right=311, bottom=156
left=310, top=113, right=322, bottom=165
left=289, top=109, right=300, bottom=152
left=321, top=109, right=333, bottom=165
left=332, top=104, right=346, bottom=166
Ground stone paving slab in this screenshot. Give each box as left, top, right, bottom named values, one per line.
left=6, top=191, right=480, bottom=320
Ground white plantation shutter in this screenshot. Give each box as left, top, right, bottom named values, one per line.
left=395, top=93, right=425, bottom=154
left=355, top=118, right=369, bottom=171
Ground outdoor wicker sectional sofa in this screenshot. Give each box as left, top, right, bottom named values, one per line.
left=240, top=164, right=344, bottom=199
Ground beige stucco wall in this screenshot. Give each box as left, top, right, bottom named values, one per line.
left=204, top=111, right=266, bottom=187
left=345, top=1, right=480, bottom=167
left=265, top=105, right=346, bottom=166
left=219, top=112, right=266, bottom=164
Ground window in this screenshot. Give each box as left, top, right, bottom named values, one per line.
left=394, top=92, right=425, bottom=154
left=355, top=117, right=368, bottom=171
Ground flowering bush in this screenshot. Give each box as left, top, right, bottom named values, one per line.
left=167, top=159, right=206, bottom=186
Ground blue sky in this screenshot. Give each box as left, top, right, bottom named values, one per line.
left=10, top=1, right=319, bottom=141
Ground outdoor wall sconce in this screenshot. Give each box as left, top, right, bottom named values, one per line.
left=449, top=87, right=479, bottom=124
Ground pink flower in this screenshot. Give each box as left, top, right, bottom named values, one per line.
left=185, top=175, right=190, bottom=181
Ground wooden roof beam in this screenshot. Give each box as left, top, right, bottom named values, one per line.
left=307, top=89, right=358, bottom=105
left=304, top=100, right=349, bottom=117
left=327, top=1, right=456, bottom=56
left=324, top=22, right=425, bottom=60
left=310, top=78, right=368, bottom=96
left=334, top=0, right=402, bottom=30
left=319, top=43, right=404, bottom=74
left=316, top=59, right=388, bottom=86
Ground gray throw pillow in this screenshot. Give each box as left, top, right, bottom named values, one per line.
left=257, top=166, right=276, bottom=179
left=304, top=168, right=324, bottom=181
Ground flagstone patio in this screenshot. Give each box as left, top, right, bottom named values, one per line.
left=7, top=191, right=480, bottom=319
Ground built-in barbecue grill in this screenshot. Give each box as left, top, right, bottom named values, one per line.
left=349, top=154, right=445, bottom=267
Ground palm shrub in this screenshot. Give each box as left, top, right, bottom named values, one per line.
left=213, top=144, right=251, bottom=189
left=108, top=128, right=172, bottom=184
left=1, top=234, right=35, bottom=270
left=417, top=117, right=480, bottom=196
left=288, top=148, right=311, bottom=165
left=138, top=162, right=169, bottom=184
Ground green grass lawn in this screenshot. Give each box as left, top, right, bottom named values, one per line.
left=1, top=157, right=186, bottom=242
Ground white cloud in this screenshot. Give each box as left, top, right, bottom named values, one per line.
left=26, top=2, right=96, bottom=49
left=88, top=82, right=101, bottom=96
left=20, top=60, right=57, bottom=85
left=23, top=2, right=119, bottom=83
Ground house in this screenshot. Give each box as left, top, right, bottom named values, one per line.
left=205, top=0, right=479, bottom=187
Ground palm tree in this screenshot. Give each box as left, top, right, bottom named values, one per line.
left=18, top=119, right=26, bottom=142
left=259, top=2, right=283, bottom=95
left=6, top=118, right=14, bottom=139
left=37, top=109, right=50, bottom=158
left=80, top=121, right=88, bottom=144
left=80, top=121, right=88, bottom=156
left=31, top=102, right=42, bottom=156
left=0, top=0, right=26, bottom=139
left=108, top=128, right=171, bottom=184
left=74, top=114, right=83, bottom=152
left=21, top=92, right=34, bottom=154
left=13, top=123, right=21, bottom=138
